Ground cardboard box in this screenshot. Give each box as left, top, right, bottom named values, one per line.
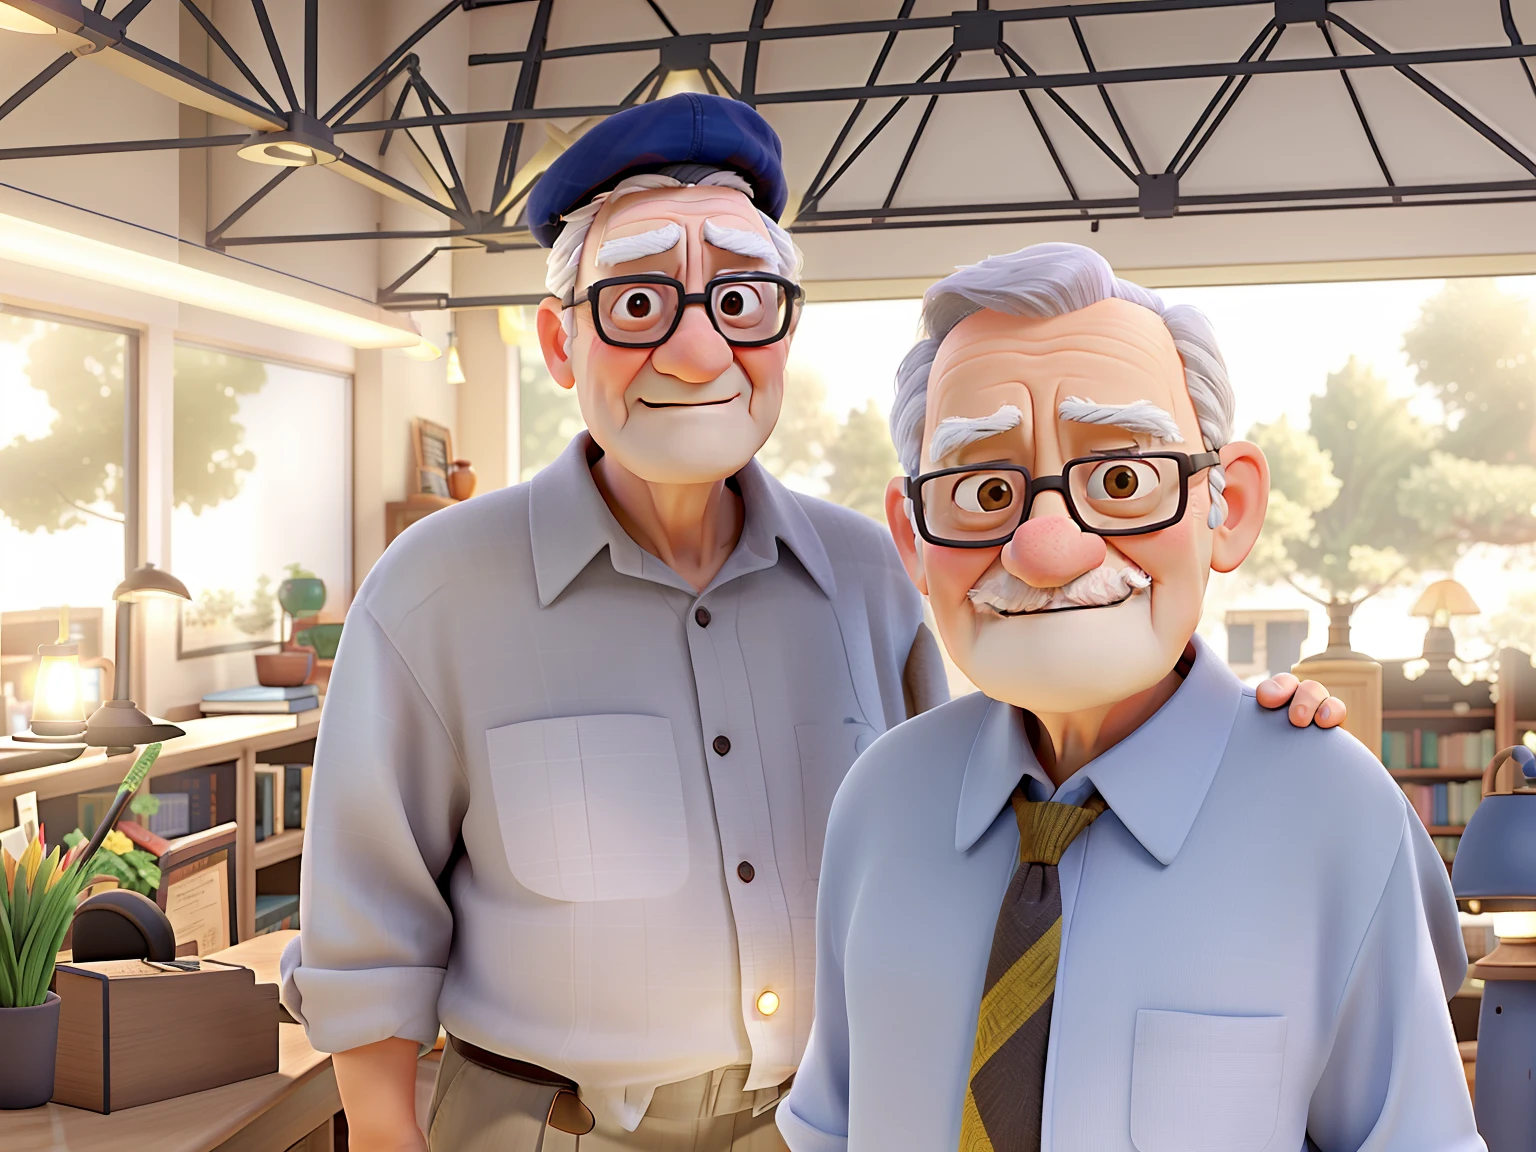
left=52, top=958, right=279, bottom=1112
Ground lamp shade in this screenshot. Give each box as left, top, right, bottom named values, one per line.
left=112, top=563, right=190, bottom=603
left=1410, top=578, right=1480, bottom=619
left=0, top=3, right=54, bottom=32
left=1453, top=747, right=1536, bottom=910
left=31, top=642, right=84, bottom=734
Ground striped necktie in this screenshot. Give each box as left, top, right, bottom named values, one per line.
left=959, top=789, right=1107, bottom=1152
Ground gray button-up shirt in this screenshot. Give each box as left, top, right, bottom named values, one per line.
left=281, top=434, right=941, bottom=1130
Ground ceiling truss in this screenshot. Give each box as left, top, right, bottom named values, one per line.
left=3, top=0, right=1536, bottom=310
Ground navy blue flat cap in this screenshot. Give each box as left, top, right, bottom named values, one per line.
left=527, top=93, right=788, bottom=248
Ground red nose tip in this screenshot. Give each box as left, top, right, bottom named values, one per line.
left=1001, top=517, right=1108, bottom=588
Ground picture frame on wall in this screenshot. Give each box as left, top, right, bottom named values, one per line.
left=413, top=418, right=453, bottom=498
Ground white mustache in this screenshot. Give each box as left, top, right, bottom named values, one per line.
left=967, top=560, right=1151, bottom=616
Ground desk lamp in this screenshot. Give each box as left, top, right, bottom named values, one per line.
left=83, top=563, right=190, bottom=753
left=14, top=606, right=86, bottom=743
left=1452, top=744, right=1536, bottom=1150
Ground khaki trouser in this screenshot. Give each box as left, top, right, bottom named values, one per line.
left=427, top=1040, right=790, bottom=1152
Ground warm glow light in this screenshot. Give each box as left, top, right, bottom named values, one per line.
left=404, top=340, right=443, bottom=361
left=445, top=342, right=465, bottom=385
left=656, top=70, right=711, bottom=99
left=0, top=3, right=55, bottom=33
left=1492, top=911, right=1536, bottom=940
left=0, top=211, right=434, bottom=354
left=34, top=652, right=83, bottom=724
left=756, top=990, right=780, bottom=1016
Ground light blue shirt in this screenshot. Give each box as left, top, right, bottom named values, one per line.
left=779, top=636, right=1482, bottom=1152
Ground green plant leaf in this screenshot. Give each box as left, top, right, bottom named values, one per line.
left=0, top=892, right=17, bottom=1007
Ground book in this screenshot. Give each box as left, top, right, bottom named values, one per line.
left=202, top=684, right=318, bottom=703
left=254, top=892, right=300, bottom=935
left=146, top=791, right=189, bottom=838
left=283, top=765, right=311, bottom=830
left=253, top=770, right=274, bottom=842
left=152, top=763, right=236, bottom=834
left=255, top=767, right=285, bottom=838
left=201, top=696, right=320, bottom=715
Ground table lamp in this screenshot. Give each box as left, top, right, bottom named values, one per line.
left=1410, top=578, right=1480, bottom=671
left=83, top=563, right=191, bottom=753
left=14, top=606, right=86, bottom=743
left=1452, top=743, right=1536, bottom=1150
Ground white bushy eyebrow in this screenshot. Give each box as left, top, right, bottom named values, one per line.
left=928, top=404, right=1024, bottom=464
left=596, top=222, right=683, bottom=267
left=702, top=218, right=777, bottom=264
left=1058, top=396, right=1184, bottom=443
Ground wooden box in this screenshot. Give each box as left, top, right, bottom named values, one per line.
left=52, top=958, right=279, bottom=1112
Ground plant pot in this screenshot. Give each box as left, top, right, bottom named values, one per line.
left=0, top=992, right=60, bottom=1108
left=277, top=578, right=327, bottom=618
left=448, top=459, right=477, bottom=501
left=255, top=650, right=314, bottom=687
left=294, top=622, right=343, bottom=660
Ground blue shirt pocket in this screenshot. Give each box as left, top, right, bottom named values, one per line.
left=1130, top=1009, right=1287, bottom=1152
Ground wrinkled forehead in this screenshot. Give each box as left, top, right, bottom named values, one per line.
left=927, top=298, right=1187, bottom=417
left=592, top=183, right=765, bottom=241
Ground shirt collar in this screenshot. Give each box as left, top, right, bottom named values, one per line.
left=954, top=633, right=1244, bottom=865
left=529, top=432, right=837, bottom=606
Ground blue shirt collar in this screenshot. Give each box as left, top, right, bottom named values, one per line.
left=954, top=633, right=1245, bottom=865
left=530, top=432, right=837, bottom=607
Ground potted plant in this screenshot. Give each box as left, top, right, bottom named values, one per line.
left=0, top=744, right=162, bottom=1108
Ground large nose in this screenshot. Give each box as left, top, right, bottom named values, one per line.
left=1000, top=508, right=1107, bottom=588
left=649, top=302, right=733, bottom=383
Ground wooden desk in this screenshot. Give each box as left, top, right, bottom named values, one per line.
left=4, top=931, right=443, bottom=1152
left=0, top=714, right=322, bottom=940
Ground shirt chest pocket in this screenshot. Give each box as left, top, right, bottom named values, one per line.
left=1130, top=1010, right=1287, bottom=1152
left=485, top=714, right=689, bottom=902
left=796, top=721, right=876, bottom=878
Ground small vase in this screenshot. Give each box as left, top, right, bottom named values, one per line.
left=448, top=459, right=477, bottom=501
left=0, top=992, right=60, bottom=1108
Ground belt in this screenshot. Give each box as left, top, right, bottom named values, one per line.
left=449, top=1036, right=596, bottom=1136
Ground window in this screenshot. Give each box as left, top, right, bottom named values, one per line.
left=0, top=306, right=135, bottom=732
left=172, top=345, right=350, bottom=657
left=1265, top=621, right=1308, bottom=676
left=1226, top=623, right=1256, bottom=667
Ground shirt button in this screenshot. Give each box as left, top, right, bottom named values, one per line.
left=713, top=735, right=731, bottom=756
left=756, top=990, right=780, bottom=1017
left=695, top=606, right=711, bottom=627
left=737, top=861, right=755, bottom=883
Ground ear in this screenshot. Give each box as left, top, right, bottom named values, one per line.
left=885, top=475, right=928, bottom=595
left=1210, top=440, right=1269, bottom=574
left=536, top=296, right=577, bottom=390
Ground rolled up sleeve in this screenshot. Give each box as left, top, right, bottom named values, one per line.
left=279, top=601, right=467, bottom=1055
left=1306, top=810, right=1483, bottom=1151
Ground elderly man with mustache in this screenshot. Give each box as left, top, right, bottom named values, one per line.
left=778, top=243, right=1479, bottom=1152
left=280, top=94, right=1345, bottom=1152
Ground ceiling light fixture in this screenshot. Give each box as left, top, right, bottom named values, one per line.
left=237, top=111, right=341, bottom=168
left=0, top=2, right=54, bottom=32
left=0, top=210, right=433, bottom=353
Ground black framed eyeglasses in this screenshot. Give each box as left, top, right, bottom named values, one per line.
left=904, top=451, right=1221, bottom=548
left=562, top=273, right=802, bottom=349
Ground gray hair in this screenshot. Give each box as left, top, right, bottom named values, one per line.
left=545, top=167, right=802, bottom=305
left=891, top=242, right=1235, bottom=528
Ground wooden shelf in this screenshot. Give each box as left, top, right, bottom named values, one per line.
left=254, top=827, right=304, bottom=869
left=1383, top=709, right=1496, bottom=720
left=1390, top=769, right=1485, bottom=782
left=1425, top=825, right=1466, bottom=836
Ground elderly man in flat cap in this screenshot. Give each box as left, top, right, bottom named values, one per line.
left=279, top=98, right=1342, bottom=1152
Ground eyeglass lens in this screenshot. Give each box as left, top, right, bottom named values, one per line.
left=594, top=279, right=790, bottom=346
left=918, top=455, right=1185, bottom=542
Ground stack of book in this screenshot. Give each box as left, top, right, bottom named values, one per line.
left=1380, top=728, right=1495, bottom=770
left=201, top=684, right=319, bottom=715
left=1398, top=780, right=1483, bottom=829
left=253, top=764, right=312, bottom=842
left=254, top=893, right=300, bottom=935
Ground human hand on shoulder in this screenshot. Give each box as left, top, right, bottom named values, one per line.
left=1256, top=673, right=1346, bottom=729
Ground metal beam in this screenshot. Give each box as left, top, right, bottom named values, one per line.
left=491, top=0, right=553, bottom=217
left=0, top=54, right=75, bottom=124
left=207, top=166, right=295, bottom=246
left=1321, top=22, right=1395, bottom=196
left=324, top=0, right=464, bottom=122
left=1172, top=23, right=1282, bottom=179
left=175, top=0, right=283, bottom=115
left=84, top=35, right=287, bottom=130
left=250, top=0, right=299, bottom=112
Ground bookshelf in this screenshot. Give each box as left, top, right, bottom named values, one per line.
left=1380, top=664, right=1496, bottom=866
left=0, top=712, right=320, bottom=941
left=1493, top=646, right=1536, bottom=753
